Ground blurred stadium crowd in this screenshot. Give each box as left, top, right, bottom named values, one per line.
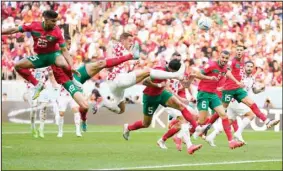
left=1, top=1, right=282, bottom=86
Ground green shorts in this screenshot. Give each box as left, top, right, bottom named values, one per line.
left=143, top=90, right=173, bottom=116
left=27, top=51, right=62, bottom=68
left=197, top=91, right=222, bottom=111
left=63, top=80, right=82, bottom=97
left=74, top=65, right=91, bottom=84
left=222, top=88, right=248, bottom=103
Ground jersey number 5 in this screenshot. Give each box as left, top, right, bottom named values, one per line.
left=148, top=107, right=154, bottom=115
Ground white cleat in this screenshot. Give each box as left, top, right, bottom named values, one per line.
left=38, top=129, right=44, bottom=138
left=157, top=138, right=168, bottom=149
left=266, top=119, right=280, bottom=129
left=234, top=132, right=246, bottom=144
left=76, top=131, right=82, bottom=137
left=192, top=125, right=205, bottom=140
left=123, top=124, right=130, bottom=140
left=57, top=132, right=63, bottom=138
left=205, top=136, right=217, bottom=147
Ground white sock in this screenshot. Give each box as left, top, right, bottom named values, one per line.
left=207, top=128, right=221, bottom=141
left=74, top=112, right=81, bottom=132
left=30, top=108, right=36, bottom=130
left=176, top=130, right=183, bottom=138
left=180, top=123, right=192, bottom=148
left=237, top=117, right=251, bottom=135
left=150, top=69, right=181, bottom=80
left=58, top=116, right=64, bottom=134
left=39, top=107, right=46, bottom=131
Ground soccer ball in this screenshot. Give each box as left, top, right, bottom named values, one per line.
left=198, top=16, right=212, bottom=30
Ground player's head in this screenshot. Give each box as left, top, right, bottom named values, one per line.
left=171, top=52, right=181, bottom=60
left=90, top=89, right=102, bottom=102
left=168, top=59, right=181, bottom=72
left=236, top=44, right=246, bottom=58
left=119, top=32, right=134, bottom=50
left=219, top=50, right=230, bottom=66
left=245, top=61, right=254, bottom=75
left=42, top=10, right=58, bottom=30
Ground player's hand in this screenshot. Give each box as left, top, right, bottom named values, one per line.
left=72, top=69, right=81, bottom=77
left=209, top=76, right=218, bottom=81
left=157, top=82, right=167, bottom=88
left=237, top=82, right=244, bottom=88
left=217, top=87, right=224, bottom=92
left=190, top=97, right=197, bottom=103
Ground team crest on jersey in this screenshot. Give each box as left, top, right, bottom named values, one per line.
left=236, top=63, right=241, bottom=68
left=46, top=35, right=56, bottom=42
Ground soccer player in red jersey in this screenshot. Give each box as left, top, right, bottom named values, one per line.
left=193, top=50, right=245, bottom=149
left=222, top=45, right=280, bottom=128
left=2, top=10, right=76, bottom=100
left=122, top=59, right=214, bottom=146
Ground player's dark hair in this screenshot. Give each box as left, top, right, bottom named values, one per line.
left=237, top=44, right=247, bottom=50
left=222, top=50, right=230, bottom=55
left=168, top=59, right=181, bottom=71
left=119, top=32, right=133, bottom=41
left=245, top=61, right=254, bottom=66
left=43, top=10, right=58, bottom=19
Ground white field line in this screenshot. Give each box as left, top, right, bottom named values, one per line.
left=93, top=159, right=282, bottom=170
left=2, top=146, right=12, bottom=148
left=2, top=130, right=281, bottom=135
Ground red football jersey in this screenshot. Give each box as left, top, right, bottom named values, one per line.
left=198, top=61, right=228, bottom=93
left=143, top=66, right=167, bottom=96
left=224, top=57, right=245, bottom=90
left=19, top=21, right=66, bottom=54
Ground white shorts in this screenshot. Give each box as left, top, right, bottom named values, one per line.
left=103, top=72, right=136, bottom=105
left=57, top=95, right=79, bottom=112
left=227, top=100, right=251, bottom=120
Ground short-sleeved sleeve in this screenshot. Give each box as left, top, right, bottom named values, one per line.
left=19, top=22, right=34, bottom=32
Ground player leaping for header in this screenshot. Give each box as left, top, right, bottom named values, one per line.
left=51, top=32, right=186, bottom=131
left=2, top=10, right=77, bottom=100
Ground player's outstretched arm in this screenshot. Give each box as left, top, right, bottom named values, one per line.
left=2, top=27, right=20, bottom=35
left=193, top=69, right=218, bottom=81
left=226, top=70, right=244, bottom=87
left=142, top=77, right=165, bottom=88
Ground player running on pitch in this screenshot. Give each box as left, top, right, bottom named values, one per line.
left=192, top=50, right=245, bottom=149
left=205, top=61, right=267, bottom=146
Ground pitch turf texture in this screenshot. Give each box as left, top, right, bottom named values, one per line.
left=2, top=123, right=282, bottom=170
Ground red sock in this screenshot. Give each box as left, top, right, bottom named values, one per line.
left=222, top=118, right=233, bottom=141
left=169, top=119, right=180, bottom=129
left=79, top=107, right=87, bottom=122
left=181, top=108, right=197, bottom=129
left=231, top=120, right=238, bottom=132
left=250, top=103, right=267, bottom=121
left=204, top=117, right=210, bottom=125
left=162, top=127, right=180, bottom=141
left=128, top=120, right=145, bottom=131
left=106, top=54, right=133, bottom=68
left=17, top=68, right=38, bottom=86
left=208, top=113, right=220, bottom=125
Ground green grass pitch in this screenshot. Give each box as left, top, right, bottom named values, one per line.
left=2, top=123, right=282, bottom=170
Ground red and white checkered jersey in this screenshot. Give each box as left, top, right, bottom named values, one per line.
left=106, top=42, right=130, bottom=81
left=26, top=67, right=51, bottom=90
left=168, top=79, right=182, bottom=94
left=58, top=85, right=71, bottom=97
